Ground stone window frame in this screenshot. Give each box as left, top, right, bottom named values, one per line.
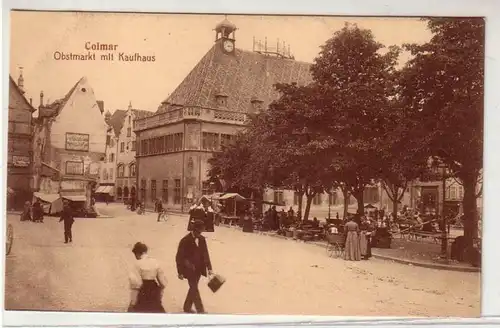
left=162, top=180, right=169, bottom=203
left=174, top=179, right=181, bottom=204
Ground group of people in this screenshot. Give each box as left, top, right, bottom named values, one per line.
left=128, top=209, right=214, bottom=313
left=20, top=199, right=45, bottom=223
left=343, top=215, right=376, bottom=261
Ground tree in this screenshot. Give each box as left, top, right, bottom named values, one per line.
left=308, top=23, right=401, bottom=215
left=400, top=18, right=484, bottom=249
left=262, top=83, right=331, bottom=220
left=375, top=98, right=430, bottom=217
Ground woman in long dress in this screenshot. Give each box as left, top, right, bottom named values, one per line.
left=344, top=217, right=361, bottom=261
left=128, top=242, right=167, bottom=313
left=359, top=217, right=374, bottom=260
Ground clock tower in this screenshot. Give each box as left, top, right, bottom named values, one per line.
left=214, top=16, right=236, bottom=54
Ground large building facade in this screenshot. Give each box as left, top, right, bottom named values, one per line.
left=33, top=77, right=107, bottom=208
left=134, top=18, right=312, bottom=212
left=7, top=72, right=36, bottom=210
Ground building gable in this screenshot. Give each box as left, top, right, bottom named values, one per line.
left=48, top=77, right=108, bottom=154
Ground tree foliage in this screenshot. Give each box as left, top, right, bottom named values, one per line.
left=399, top=18, right=484, bottom=246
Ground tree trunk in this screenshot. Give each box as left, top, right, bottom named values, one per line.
left=297, top=192, right=304, bottom=220
left=342, top=188, right=349, bottom=219
left=353, top=189, right=364, bottom=215
left=461, top=173, right=479, bottom=249
left=304, top=195, right=314, bottom=221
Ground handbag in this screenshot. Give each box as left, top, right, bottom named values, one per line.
left=207, top=273, right=225, bottom=293
left=207, top=273, right=226, bottom=293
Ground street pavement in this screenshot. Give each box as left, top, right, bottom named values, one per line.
left=5, top=203, right=480, bottom=317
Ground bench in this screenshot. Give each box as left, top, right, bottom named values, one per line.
left=408, top=231, right=443, bottom=243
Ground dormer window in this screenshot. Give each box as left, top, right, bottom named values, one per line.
left=250, top=97, right=264, bottom=113
left=215, top=92, right=229, bottom=107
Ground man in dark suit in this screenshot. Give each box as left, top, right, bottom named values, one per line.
left=59, top=201, right=75, bottom=243
left=176, top=220, right=213, bottom=313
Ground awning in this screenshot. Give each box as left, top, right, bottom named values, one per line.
left=218, top=193, right=246, bottom=201
left=96, top=186, right=114, bottom=194
left=62, top=195, right=87, bottom=202
left=33, top=192, right=61, bottom=203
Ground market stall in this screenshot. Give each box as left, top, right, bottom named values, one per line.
left=61, top=195, right=96, bottom=218
left=33, top=192, right=63, bottom=215
left=216, top=193, right=247, bottom=226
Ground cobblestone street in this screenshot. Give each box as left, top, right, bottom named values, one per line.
left=5, top=204, right=480, bottom=317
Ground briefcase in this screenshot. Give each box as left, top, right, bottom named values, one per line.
left=207, top=273, right=226, bottom=293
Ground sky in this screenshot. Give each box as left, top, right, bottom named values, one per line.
left=9, top=11, right=433, bottom=113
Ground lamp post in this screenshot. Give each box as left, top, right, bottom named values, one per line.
left=328, top=191, right=332, bottom=220
left=438, top=162, right=449, bottom=261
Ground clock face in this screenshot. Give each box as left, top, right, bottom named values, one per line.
left=223, top=40, right=234, bottom=53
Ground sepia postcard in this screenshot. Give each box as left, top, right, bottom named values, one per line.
left=5, top=10, right=483, bottom=318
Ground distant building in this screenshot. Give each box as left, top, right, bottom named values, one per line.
left=96, top=110, right=119, bottom=201
left=7, top=70, right=36, bottom=210
left=33, top=77, right=107, bottom=210
left=99, top=103, right=152, bottom=202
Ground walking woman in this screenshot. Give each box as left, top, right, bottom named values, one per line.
left=128, top=242, right=167, bottom=313
left=344, top=216, right=361, bottom=261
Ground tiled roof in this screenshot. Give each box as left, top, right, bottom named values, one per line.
left=108, top=109, right=153, bottom=137
left=39, top=78, right=83, bottom=118
left=9, top=75, right=36, bottom=112
left=156, top=42, right=313, bottom=114
left=108, top=110, right=127, bottom=137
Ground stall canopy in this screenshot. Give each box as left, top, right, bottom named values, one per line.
left=95, top=186, right=114, bottom=194
left=364, top=204, right=377, bottom=209
left=33, top=192, right=63, bottom=214
left=62, top=195, right=87, bottom=202
left=218, top=193, right=246, bottom=201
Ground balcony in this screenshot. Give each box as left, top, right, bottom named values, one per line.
left=134, top=106, right=249, bottom=131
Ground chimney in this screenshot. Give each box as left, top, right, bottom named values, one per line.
left=30, top=98, right=32, bottom=105
left=39, top=91, right=44, bottom=107
left=18, top=67, right=25, bottom=95
left=96, top=100, right=104, bottom=114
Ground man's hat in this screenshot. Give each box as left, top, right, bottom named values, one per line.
left=193, top=219, right=205, bottom=231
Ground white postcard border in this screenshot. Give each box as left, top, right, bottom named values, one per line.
left=1, top=0, right=499, bottom=327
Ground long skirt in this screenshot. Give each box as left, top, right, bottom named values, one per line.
left=359, top=231, right=372, bottom=259
left=129, top=280, right=165, bottom=313
left=344, top=231, right=361, bottom=261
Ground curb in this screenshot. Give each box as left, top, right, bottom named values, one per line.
left=218, top=224, right=480, bottom=272
left=369, top=253, right=481, bottom=273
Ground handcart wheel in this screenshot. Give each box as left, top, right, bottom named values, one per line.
left=6, top=224, right=13, bottom=256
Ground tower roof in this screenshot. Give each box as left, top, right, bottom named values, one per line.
left=156, top=43, right=312, bottom=114
left=215, top=17, right=237, bottom=33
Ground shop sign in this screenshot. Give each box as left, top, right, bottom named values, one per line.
left=66, top=133, right=90, bottom=151
left=65, top=161, right=84, bottom=175
left=12, top=155, right=30, bottom=167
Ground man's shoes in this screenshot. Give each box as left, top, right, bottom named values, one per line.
left=183, top=310, right=195, bottom=314
left=64, top=241, right=68, bottom=244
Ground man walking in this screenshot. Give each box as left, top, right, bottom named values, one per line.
left=59, top=201, right=75, bottom=243
left=176, top=220, right=213, bottom=314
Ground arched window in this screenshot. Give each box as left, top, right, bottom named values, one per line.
left=130, top=163, right=136, bottom=177
left=117, top=164, right=125, bottom=178
left=116, top=187, right=123, bottom=199
left=123, top=186, right=129, bottom=199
